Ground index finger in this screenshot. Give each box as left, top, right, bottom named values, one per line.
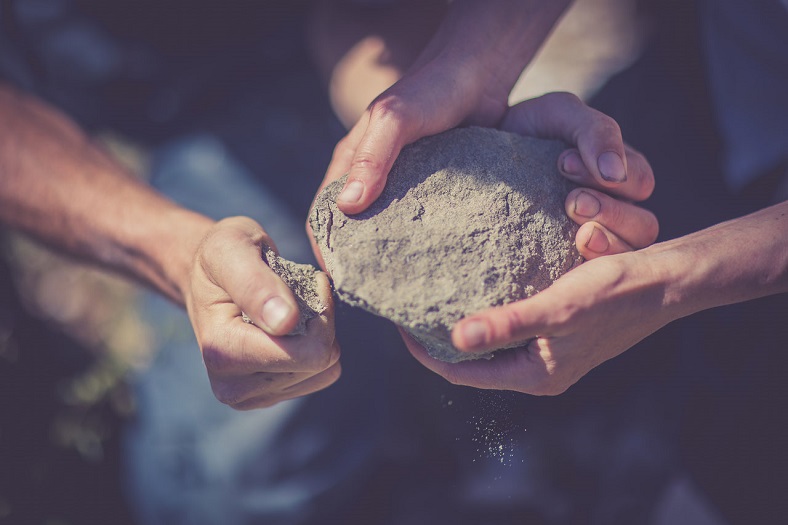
left=451, top=297, right=553, bottom=353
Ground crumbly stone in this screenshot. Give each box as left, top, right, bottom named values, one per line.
left=310, top=127, right=582, bottom=362
left=242, top=244, right=326, bottom=336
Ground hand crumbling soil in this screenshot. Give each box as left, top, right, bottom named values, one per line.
left=242, top=244, right=326, bottom=336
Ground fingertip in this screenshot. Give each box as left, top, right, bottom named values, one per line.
left=597, top=151, right=627, bottom=183
left=337, top=179, right=365, bottom=208
left=568, top=189, right=601, bottom=220
left=576, top=222, right=633, bottom=259
left=558, top=149, right=585, bottom=178
left=336, top=177, right=384, bottom=215
left=577, top=223, right=609, bottom=257
left=260, top=295, right=299, bottom=336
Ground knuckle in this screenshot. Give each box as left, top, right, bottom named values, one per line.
left=595, top=110, right=622, bottom=134
left=490, top=308, right=524, bottom=343
left=201, top=339, right=233, bottom=375
left=606, top=198, right=628, bottom=228
left=350, top=151, right=385, bottom=178
left=198, top=230, right=225, bottom=261
left=239, top=279, right=271, bottom=308
left=213, top=217, right=253, bottom=240
left=593, top=118, right=622, bottom=142
left=198, top=219, right=253, bottom=261
left=368, top=94, right=422, bottom=139
left=369, top=95, right=409, bottom=124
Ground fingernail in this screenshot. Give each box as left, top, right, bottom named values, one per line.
left=584, top=226, right=610, bottom=253
left=460, top=319, right=488, bottom=350
left=560, top=150, right=583, bottom=176
left=261, top=296, right=293, bottom=333
left=597, top=151, right=627, bottom=182
left=337, top=180, right=364, bottom=205
left=574, top=191, right=601, bottom=218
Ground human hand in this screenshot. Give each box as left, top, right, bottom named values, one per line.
left=185, top=217, right=339, bottom=409
left=314, top=0, right=572, bottom=217
left=401, top=93, right=661, bottom=394
left=405, top=251, right=672, bottom=395
left=318, top=52, right=508, bottom=217
left=409, top=200, right=788, bottom=395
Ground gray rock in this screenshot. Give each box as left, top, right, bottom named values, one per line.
left=310, top=127, right=582, bottom=362
left=242, top=244, right=326, bottom=336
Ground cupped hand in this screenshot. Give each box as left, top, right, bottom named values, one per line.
left=185, top=217, right=339, bottom=409
left=406, top=250, right=673, bottom=395
left=404, top=93, right=663, bottom=394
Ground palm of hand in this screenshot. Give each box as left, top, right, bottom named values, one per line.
left=406, top=252, right=670, bottom=395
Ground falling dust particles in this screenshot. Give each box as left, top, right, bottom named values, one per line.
left=442, top=390, right=528, bottom=469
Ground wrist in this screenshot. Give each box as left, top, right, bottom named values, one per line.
left=638, top=202, right=788, bottom=320
left=637, top=239, right=712, bottom=322
left=146, top=206, right=215, bottom=306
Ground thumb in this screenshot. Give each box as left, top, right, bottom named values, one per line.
left=336, top=97, right=421, bottom=214
left=452, top=296, right=553, bottom=352
left=202, top=218, right=300, bottom=336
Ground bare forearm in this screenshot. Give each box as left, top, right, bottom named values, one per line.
left=0, top=83, right=213, bottom=304
left=414, top=0, right=573, bottom=95
left=647, top=201, right=788, bottom=320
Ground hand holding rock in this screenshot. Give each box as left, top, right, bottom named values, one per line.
left=185, top=217, right=339, bottom=409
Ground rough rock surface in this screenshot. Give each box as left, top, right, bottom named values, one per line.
left=310, top=127, right=582, bottom=362
left=242, top=245, right=326, bottom=336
